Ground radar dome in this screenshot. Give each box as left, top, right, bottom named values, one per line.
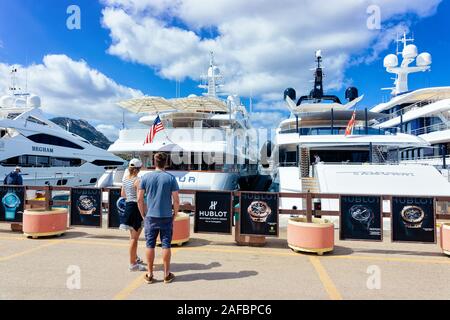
left=402, top=44, right=418, bottom=59
left=416, top=52, right=432, bottom=67
left=27, top=95, right=41, bottom=108
left=384, top=54, right=398, bottom=68
left=0, top=96, right=14, bottom=107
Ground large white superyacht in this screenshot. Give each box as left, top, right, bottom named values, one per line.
left=371, top=32, right=450, bottom=176
left=0, top=68, right=126, bottom=187
left=269, top=51, right=450, bottom=212
left=98, top=53, right=263, bottom=195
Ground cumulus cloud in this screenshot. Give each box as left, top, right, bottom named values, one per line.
left=0, top=54, right=142, bottom=137
left=101, top=0, right=442, bottom=103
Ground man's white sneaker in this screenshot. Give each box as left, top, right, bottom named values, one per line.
left=129, top=263, right=147, bottom=272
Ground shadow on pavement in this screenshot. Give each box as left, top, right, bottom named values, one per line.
left=173, top=270, right=258, bottom=282
left=155, top=262, right=222, bottom=273
left=352, top=248, right=444, bottom=258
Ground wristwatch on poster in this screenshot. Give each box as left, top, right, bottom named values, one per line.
left=349, top=205, right=374, bottom=231
left=401, top=205, right=425, bottom=229
left=77, top=196, right=97, bottom=215
left=116, top=197, right=126, bottom=217
left=247, top=201, right=272, bottom=233
left=2, top=192, right=20, bottom=221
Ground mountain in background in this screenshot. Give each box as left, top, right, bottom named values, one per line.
left=50, top=117, right=112, bottom=150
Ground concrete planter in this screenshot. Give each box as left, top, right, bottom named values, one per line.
left=23, top=209, right=68, bottom=239
left=287, top=217, right=334, bottom=255
left=440, top=223, right=450, bottom=256
left=158, top=212, right=191, bottom=247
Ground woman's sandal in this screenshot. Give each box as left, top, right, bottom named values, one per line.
left=144, top=273, right=154, bottom=284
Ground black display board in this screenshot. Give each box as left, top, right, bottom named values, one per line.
left=70, top=188, right=102, bottom=227
left=240, top=192, right=279, bottom=237
left=392, top=196, right=436, bottom=243
left=194, top=191, right=232, bottom=235
left=108, top=188, right=124, bottom=229
left=340, top=195, right=383, bottom=241
left=0, top=186, right=25, bottom=223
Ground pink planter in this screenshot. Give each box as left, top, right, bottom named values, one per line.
left=287, top=217, right=335, bottom=255
left=440, top=223, right=450, bottom=256
left=23, top=209, right=68, bottom=238
left=158, top=212, right=191, bottom=246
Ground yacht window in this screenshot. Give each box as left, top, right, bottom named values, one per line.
left=0, top=155, right=84, bottom=167
left=7, top=113, right=21, bottom=120
left=27, top=134, right=84, bottom=150
left=26, top=117, right=48, bottom=126
left=57, top=179, right=68, bottom=186
left=91, top=160, right=124, bottom=167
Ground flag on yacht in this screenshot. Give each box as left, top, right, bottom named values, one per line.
left=144, top=115, right=164, bottom=144
left=345, top=110, right=356, bottom=136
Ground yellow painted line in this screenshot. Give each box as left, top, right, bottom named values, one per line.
left=0, top=236, right=27, bottom=241
left=181, top=246, right=299, bottom=257
left=308, top=256, right=343, bottom=300
left=113, top=248, right=179, bottom=301
left=113, top=273, right=147, bottom=300
left=0, top=241, right=61, bottom=262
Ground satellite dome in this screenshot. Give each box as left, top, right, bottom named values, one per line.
left=383, top=54, right=398, bottom=68
left=402, top=44, right=418, bottom=59
left=416, top=52, right=432, bottom=67
left=0, top=95, right=14, bottom=108
left=27, top=95, right=41, bottom=108
left=187, top=94, right=197, bottom=98
left=14, top=98, right=27, bottom=108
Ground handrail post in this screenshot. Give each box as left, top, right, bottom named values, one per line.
left=306, top=191, right=313, bottom=223
left=44, top=186, right=52, bottom=211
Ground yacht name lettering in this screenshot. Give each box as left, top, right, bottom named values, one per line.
left=177, top=177, right=196, bottom=183
left=32, top=146, right=54, bottom=153
left=339, top=172, right=414, bottom=177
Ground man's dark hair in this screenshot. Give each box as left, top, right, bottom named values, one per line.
left=154, top=152, right=168, bottom=169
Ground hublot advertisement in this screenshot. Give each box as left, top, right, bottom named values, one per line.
left=0, top=186, right=25, bottom=223
left=340, top=195, right=383, bottom=241
left=240, top=192, right=279, bottom=237
left=107, top=188, right=123, bottom=229
left=194, top=191, right=232, bottom=235
left=70, top=188, right=102, bottom=227
left=392, top=197, right=436, bottom=243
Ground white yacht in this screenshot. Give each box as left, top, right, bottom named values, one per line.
left=98, top=53, right=262, bottom=197
left=0, top=68, right=126, bottom=187
left=270, top=51, right=450, bottom=212
left=371, top=32, right=450, bottom=174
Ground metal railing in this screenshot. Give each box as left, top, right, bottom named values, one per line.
left=410, top=122, right=450, bottom=136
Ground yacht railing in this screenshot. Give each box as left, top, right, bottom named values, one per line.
left=410, top=122, right=450, bottom=136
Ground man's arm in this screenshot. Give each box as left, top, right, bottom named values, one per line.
left=172, top=191, right=180, bottom=218
left=137, top=189, right=147, bottom=220
left=121, top=186, right=126, bottom=198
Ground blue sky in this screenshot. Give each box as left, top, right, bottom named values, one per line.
left=0, top=0, right=448, bottom=139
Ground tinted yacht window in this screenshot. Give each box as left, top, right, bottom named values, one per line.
left=27, top=134, right=84, bottom=150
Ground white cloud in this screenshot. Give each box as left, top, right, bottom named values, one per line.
left=101, top=0, right=442, bottom=105
left=96, top=124, right=120, bottom=141
left=0, top=54, right=142, bottom=131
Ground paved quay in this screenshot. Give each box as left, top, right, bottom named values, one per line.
left=1, top=222, right=449, bottom=300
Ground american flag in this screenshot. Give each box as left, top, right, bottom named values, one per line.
left=345, top=110, right=356, bottom=137
left=144, top=115, right=165, bottom=144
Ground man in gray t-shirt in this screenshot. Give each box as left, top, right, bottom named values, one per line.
left=138, top=153, right=180, bottom=284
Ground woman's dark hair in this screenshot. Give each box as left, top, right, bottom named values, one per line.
left=154, top=152, right=168, bottom=169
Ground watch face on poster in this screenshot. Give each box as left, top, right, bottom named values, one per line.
left=400, top=206, right=425, bottom=229
left=77, top=196, right=97, bottom=215
left=2, top=192, right=21, bottom=221
left=247, top=201, right=272, bottom=223
left=349, top=205, right=374, bottom=230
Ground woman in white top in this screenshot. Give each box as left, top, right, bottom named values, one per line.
left=121, top=159, right=146, bottom=272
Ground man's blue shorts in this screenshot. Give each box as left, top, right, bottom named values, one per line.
left=144, top=217, right=173, bottom=249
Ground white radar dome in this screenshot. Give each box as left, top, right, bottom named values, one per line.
left=383, top=54, right=398, bottom=68
left=187, top=94, right=198, bottom=98
left=27, top=95, right=41, bottom=108
left=416, top=52, right=432, bottom=67
left=0, top=95, right=15, bottom=108
left=402, top=44, right=418, bottom=59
